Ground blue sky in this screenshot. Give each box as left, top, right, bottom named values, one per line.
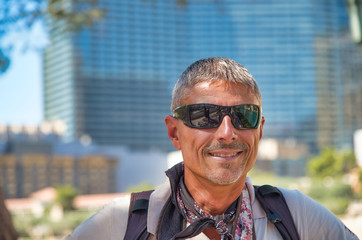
left=0, top=23, right=45, bottom=126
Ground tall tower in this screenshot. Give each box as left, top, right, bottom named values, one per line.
left=43, top=0, right=362, bottom=153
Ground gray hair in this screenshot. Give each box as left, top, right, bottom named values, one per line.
left=171, top=57, right=262, bottom=110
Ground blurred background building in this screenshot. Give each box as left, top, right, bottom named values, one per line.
left=0, top=123, right=118, bottom=198
left=43, top=0, right=362, bottom=156
left=0, top=122, right=170, bottom=198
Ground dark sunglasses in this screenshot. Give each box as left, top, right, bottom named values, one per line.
left=172, top=103, right=262, bottom=129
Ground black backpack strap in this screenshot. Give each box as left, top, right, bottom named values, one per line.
left=124, top=190, right=154, bottom=240
left=254, top=185, right=300, bottom=240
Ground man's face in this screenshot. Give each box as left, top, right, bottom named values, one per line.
left=165, top=81, right=265, bottom=186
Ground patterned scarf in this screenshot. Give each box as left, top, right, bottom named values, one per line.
left=234, top=185, right=253, bottom=240
left=176, top=178, right=254, bottom=239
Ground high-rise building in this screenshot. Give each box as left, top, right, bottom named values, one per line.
left=43, top=0, right=362, bottom=153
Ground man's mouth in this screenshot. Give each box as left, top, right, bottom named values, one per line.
left=203, top=142, right=248, bottom=159
left=209, top=151, right=242, bottom=158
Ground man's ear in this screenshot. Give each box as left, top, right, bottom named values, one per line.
left=165, top=115, right=181, bottom=150
left=259, top=116, right=265, bottom=139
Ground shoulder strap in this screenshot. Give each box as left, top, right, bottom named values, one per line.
left=124, top=186, right=299, bottom=239
left=124, top=190, right=154, bottom=240
left=254, top=185, right=300, bottom=240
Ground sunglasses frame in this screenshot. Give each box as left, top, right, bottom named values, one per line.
left=172, top=103, right=262, bottom=129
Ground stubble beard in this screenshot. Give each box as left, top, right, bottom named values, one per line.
left=203, top=142, right=249, bottom=185
left=206, top=164, right=244, bottom=185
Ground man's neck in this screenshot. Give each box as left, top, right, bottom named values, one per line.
left=184, top=174, right=247, bottom=216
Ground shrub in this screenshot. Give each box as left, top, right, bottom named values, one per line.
left=307, top=179, right=353, bottom=215
left=55, top=185, right=78, bottom=211
left=126, top=182, right=154, bottom=192
left=307, top=148, right=357, bottom=179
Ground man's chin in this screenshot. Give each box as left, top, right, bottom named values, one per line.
left=206, top=169, right=243, bottom=185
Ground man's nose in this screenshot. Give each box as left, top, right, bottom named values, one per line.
left=215, top=115, right=237, bottom=143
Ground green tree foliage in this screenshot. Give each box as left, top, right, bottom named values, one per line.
left=307, top=180, right=354, bottom=215
left=0, top=0, right=204, bottom=74
left=55, top=185, right=78, bottom=211
left=47, top=0, right=105, bottom=31
left=0, top=0, right=105, bottom=74
left=126, top=182, right=155, bottom=193
left=307, top=148, right=357, bottom=179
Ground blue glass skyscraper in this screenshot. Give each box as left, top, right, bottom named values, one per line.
left=43, top=0, right=362, bottom=153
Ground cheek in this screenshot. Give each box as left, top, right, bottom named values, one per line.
left=179, top=129, right=210, bottom=155
left=240, top=131, right=261, bottom=154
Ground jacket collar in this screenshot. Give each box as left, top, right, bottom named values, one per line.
left=147, top=163, right=267, bottom=235
left=147, top=162, right=183, bottom=235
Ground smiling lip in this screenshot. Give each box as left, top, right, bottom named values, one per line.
left=208, top=151, right=242, bottom=158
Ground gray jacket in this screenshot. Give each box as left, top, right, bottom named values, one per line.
left=64, top=177, right=358, bottom=240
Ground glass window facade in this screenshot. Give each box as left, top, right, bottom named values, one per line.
left=43, top=0, right=362, bottom=152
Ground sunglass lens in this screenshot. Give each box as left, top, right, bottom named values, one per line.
left=189, top=105, right=220, bottom=128
left=232, top=105, right=259, bottom=129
